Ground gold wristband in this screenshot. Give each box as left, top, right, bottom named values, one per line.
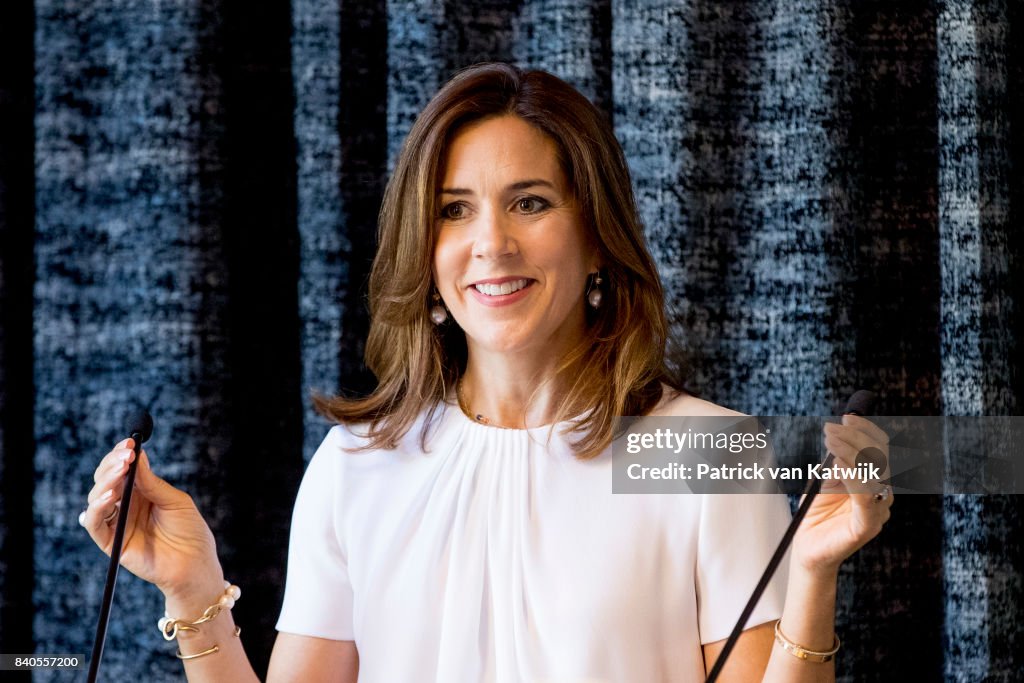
left=161, top=581, right=242, bottom=662
left=176, top=644, right=219, bottom=661
left=176, top=625, right=241, bottom=661
left=773, top=620, right=840, bottom=663
left=159, top=582, right=242, bottom=641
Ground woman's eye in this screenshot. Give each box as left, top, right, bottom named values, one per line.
left=516, top=197, right=547, bottom=213
left=440, top=202, right=465, bottom=219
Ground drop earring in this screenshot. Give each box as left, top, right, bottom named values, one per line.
left=587, top=273, right=603, bottom=309
left=430, top=289, right=448, bottom=325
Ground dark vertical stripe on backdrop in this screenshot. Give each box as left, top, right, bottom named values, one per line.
left=0, top=0, right=35, bottom=674
left=591, top=0, right=614, bottom=118
left=201, top=1, right=304, bottom=677
left=845, top=2, right=942, bottom=416
left=1010, top=2, right=1024, bottom=411
left=336, top=0, right=388, bottom=400
left=441, top=0, right=520, bottom=75
left=972, top=0, right=1018, bottom=417
left=830, top=4, right=945, bottom=681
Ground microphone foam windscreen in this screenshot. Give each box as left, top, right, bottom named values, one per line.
left=126, top=410, right=154, bottom=443
left=843, top=390, right=877, bottom=416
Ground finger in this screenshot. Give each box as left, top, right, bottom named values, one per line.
left=822, top=438, right=876, bottom=496
left=824, top=421, right=885, bottom=456
left=93, top=443, right=136, bottom=483
left=79, top=488, right=119, bottom=552
left=86, top=444, right=146, bottom=505
left=840, top=414, right=889, bottom=445
left=823, top=431, right=859, bottom=466
left=92, top=448, right=134, bottom=485
left=840, top=416, right=892, bottom=482
left=133, top=450, right=190, bottom=508
left=87, top=464, right=129, bottom=505
left=824, top=422, right=890, bottom=481
left=820, top=477, right=846, bottom=493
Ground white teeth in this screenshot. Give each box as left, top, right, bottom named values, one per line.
left=474, top=279, right=529, bottom=296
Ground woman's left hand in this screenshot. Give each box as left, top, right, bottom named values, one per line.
left=792, top=414, right=893, bottom=575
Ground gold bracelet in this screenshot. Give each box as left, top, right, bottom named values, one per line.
left=773, top=620, right=840, bottom=663
left=176, top=626, right=241, bottom=661
left=160, top=581, right=242, bottom=662
left=176, top=644, right=219, bottom=661
left=159, top=582, right=242, bottom=641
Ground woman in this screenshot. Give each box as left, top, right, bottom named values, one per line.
left=81, top=63, right=892, bottom=682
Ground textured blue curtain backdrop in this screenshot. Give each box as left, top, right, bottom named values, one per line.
left=0, top=1, right=1020, bottom=681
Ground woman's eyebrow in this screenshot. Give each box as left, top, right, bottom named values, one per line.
left=438, top=187, right=473, bottom=196
left=439, top=179, right=558, bottom=195
left=507, top=179, right=557, bottom=192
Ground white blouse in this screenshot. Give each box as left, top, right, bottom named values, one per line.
left=276, top=401, right=791, bottom=682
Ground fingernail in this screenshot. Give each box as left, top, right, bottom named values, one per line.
left=78, top=511, right=87, bottom=527
left=119, top=450, right=132, bottom=463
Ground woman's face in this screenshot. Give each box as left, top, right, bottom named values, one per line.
left=433, top=115, right=598, bottom=361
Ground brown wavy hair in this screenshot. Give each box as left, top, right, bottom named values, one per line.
left=314, top=62, right=678, bottom=459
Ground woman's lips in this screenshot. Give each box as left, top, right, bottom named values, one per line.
left=466, top=279, right=535, bottom=307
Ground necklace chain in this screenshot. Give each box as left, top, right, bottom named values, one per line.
left=455, top=378, right=511, bottom=429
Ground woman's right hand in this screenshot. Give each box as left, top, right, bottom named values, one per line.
left=80, top=438, right=225, bottom=604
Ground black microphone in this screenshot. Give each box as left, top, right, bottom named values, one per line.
left=705, top=392, right=876, bottom=683
left=87, top=410, right=153, bottom=683
left=843, top=389, right=876, bottom=417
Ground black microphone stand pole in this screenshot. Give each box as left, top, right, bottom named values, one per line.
left=87, top=412, right=152, bottom=683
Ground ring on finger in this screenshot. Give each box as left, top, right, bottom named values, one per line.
left=873, top=484, right=892, bottom=502
left=103, top=505, right=119, bottom=526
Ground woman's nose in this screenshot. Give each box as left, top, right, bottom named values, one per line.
left=471, top=207, right=517, bottom=259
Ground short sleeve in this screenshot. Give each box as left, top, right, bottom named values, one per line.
left=695, top=492, right=792, bottom=644
left=275, top=427, right=355, bottom=640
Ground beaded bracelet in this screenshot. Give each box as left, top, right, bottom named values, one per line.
left=773, top=619, right=841, bottom=663
left=158, top=581, right=242, bottom=661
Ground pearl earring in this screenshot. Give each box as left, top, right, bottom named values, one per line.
left=587, top=273, right=603, bottom=309
left=430, top=290, right=448, bottom=325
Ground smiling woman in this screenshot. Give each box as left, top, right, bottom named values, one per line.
left=314, top=63, right=672, bottom=457
left=80, top=63, right=893, bottom=683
